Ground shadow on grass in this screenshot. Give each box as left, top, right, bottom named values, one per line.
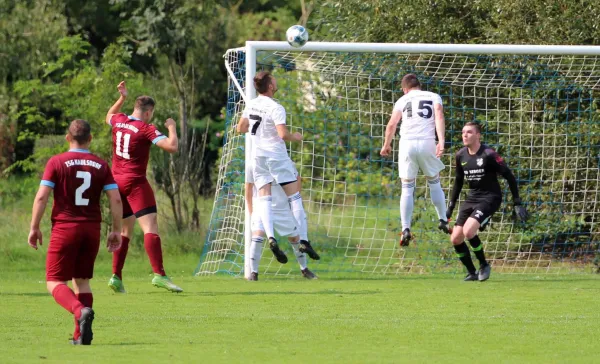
left=149, top=289, right=381, bottom=296
left=0, top=292, right=48, bottom=297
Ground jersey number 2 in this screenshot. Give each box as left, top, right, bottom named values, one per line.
left=75, top=171, right=91, bottom=206
left=403, top=100, right=433, bottom=118
left=116, top=131, right=131, bottom=159
left=249, top=115, right=262, bottom=135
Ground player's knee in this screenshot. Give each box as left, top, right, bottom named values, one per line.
left=288, top=235, right=300, bottom=243
left=46, top=281, right=64, bottom=294
left=72, top=278, right=91, bottom=293
left=450, top=228, right=464, bottom=245
left=464, top=229, right=478, bottom=240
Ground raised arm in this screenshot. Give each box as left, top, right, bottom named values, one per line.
left=106, top=81, right=128, bottom=125
left=155, top=118, right=179, bottom=154
left=380, top=109, right=402, bottom=157
left=446, top=154, right=464, bottom=219
left=275, top=124, right=302, bottom=142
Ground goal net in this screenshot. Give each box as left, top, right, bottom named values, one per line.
left=196, top=42, right=600, bottom=277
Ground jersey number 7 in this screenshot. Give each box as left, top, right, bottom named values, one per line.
left=250, top=115, right=262, bottom=135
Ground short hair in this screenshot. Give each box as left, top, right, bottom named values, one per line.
left=68, top=119, right=91, bottom=144
left=134, top=96, right=156, bottom=113
left=254, top=71, right=273, bottom=94
left=401, top=74, right=421, bottom=89
left=464, top=121, right=482, bottom=133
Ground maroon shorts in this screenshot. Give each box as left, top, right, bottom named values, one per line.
left=115, top=177, right=157, bottom=218
left=46, top=222, right=101, bottom=281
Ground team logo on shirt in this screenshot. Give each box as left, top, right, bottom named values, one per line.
left=476, top=158, right=483, bottom=166
left=155, top=130, right=162, bottom=136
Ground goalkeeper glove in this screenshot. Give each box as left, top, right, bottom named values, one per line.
left=446, top=203, right=455, bottom=221
left=513, top=198, right=528, bottom=222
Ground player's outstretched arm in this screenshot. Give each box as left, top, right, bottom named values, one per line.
left=275, top=124, right=302, bottom=142
left=434, top=104, right=445, bottom=157
left=237, top=117, right=249, bottom=133
left=28, top=186, right=52, bottom=250
left=380, top=109, right=401, bottom=157
left=155, top=118, right=179, bottom=154
left=446, top=154, right=464, bottom=220
left=492, top=153, right=528, bottom=222
left=105, top=189, right=123, bottom=252
left=106, top=81, right=128, bottom=125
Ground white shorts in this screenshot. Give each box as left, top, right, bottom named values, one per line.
left=251, top=208, right=298, bottom=237
left=398, top=139, right=445, bottom=179
left=253, top=156, right=297, bottom=190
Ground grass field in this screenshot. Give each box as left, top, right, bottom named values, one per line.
left=1, top=254, right=599, bottom=363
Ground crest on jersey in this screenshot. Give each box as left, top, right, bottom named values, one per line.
left=476, top=158, right=483, bottom=166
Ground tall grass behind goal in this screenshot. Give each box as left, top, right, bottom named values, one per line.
left=196, top=42, right=600, bottom=278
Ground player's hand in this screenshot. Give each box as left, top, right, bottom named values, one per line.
left=380, top=145, right=391, bottom=157
left=107, top=232, right=122, bottom=252
left=117, top=81, right=128, bottom=97
left=28, top=228, right=42, bottom=250
left=513, top=205, right=529, bottom=222
left=165, top=118, right=177, bottom=130
left=291, top=132, right=303, bottom=142
left=446, top=203, right=455, bottom=220
left=436, top=143, right=445, bottom=158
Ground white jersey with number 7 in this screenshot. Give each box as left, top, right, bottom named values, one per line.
left=394, top=90, right=443, bottom=140
left=242, top=95, right=289, bottom=160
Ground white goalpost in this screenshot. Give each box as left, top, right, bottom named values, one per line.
left=196, top=41, right=600, bottom=278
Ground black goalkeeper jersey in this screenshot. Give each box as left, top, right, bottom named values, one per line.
left=450, top=144, right=520, bottom=204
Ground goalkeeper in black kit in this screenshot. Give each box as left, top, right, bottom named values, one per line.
left=446, top=122, right=529, bottom=281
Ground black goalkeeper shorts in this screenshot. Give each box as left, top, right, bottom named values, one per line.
left=455, top=199, right=502, bottom=227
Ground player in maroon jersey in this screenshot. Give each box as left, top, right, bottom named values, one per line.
left=28, top=119, right=123, bottom=345
left=105, top=81, right=182, bottom=293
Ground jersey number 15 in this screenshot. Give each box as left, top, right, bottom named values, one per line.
left=403, top=100, right=433, bottom=119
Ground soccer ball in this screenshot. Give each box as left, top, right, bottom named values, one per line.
left=286, top=25, right=309, bottom=48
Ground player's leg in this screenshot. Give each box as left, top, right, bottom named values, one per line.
left=249, top=210, right=267, bottom=280
left=419, top=139, right=449, bottom=233
left=399, top=178, right=416, bottom=246
left=109, top=195, right=135, bottom=293
left=71, top=223, right=100, bottom=344
left=288, top=235, right=316, bottom=279
left=46, top=225, right=87, bottom=343
left=280, top=179, right=320, bottom=260
left=132, top=179, right=182, bottom=292
left=462, top=202, right=499, bottom=281
left=398, top=140, right=418, bottom=246
left=451, top=207, right=478, bottom=281
left=255, top=157, right=277, bottom=241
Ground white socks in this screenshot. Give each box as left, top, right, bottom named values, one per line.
left=290, top=241, right=308, bottom=270
left=258, top=195, right=274, bottom=238
left=287, top=192, right=308, bottom=241
left=250, top=236, right=263, bottom=273
left=400, top=181, right=415, bottom=230
left=428, top=177, right=448, bottom=221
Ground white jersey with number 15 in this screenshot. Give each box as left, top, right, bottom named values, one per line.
left=242, top=95, right=289, bottom=160
left=393, top=90, right=442, bottom=140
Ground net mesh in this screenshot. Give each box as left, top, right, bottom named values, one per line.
left=196, top=47, right=600, bottom=277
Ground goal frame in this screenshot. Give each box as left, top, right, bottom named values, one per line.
left=240, top=41, right=600, bottom=279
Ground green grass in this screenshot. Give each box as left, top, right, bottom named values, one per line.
left=1, top=256, right=599, bottom=363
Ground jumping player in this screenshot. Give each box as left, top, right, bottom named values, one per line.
left=105, top=81, right=182, bottom=293
left=380, top=73, right=450, bottom=247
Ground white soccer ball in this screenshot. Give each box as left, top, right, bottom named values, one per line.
left=286, top=25, right=309, bottom=48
